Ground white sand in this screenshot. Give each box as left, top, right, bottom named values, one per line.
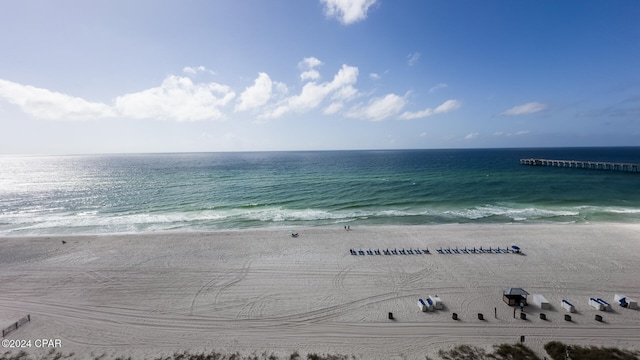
left=1, top=224, right=639, bottom=359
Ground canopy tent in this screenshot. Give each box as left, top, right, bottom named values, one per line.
left=503, top=287, right=529, bottom=306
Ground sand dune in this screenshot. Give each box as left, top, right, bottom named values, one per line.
left=1, top=224, right=639, bottom=359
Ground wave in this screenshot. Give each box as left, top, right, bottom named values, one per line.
left=2, top=203, right=639, bottom=236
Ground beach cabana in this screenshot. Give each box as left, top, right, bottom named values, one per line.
left=502, top=288, right=529, bottom=306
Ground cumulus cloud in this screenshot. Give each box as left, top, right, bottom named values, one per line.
left=407, top=52, right=421, bottom=66
left=300, top=70, right=321, bottom=81
left=0, top=79, right=115, bottom=121
left=115, top=75, right=235, bottom=122
left=261, top=64, right=359, bottom=119
left=298, top=57, right=323, bottom=81
left=183, top=66, right=215, bottom=75
left=299, top=57, right=323, bottom=69
left=346, top=93, right=407, bottom=121
left=429, top=83, right=448, bottom=93
left=235, top=72, right=273, bottom=112
left=399, top=99, right=462, bottom=120
left=321, top=0, right=378, bottom=24
left=501, top=102, right=547, bottom=115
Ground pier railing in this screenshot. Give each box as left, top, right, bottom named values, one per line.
left=520, top=158, right=639, bottom=172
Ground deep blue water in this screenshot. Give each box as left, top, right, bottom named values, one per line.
left=1, top=147, right=639, bottom=235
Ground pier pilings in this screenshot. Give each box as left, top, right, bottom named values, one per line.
left=520, top=158, right=639, bottom=172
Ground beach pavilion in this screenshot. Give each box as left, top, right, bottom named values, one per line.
left=502, top=288, right=529, bottom=306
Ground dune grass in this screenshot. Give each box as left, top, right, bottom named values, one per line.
left=544, top=341, right=639, bottom=360
left=2, top=342, right=639, bottom=360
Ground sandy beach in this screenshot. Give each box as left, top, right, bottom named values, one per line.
left=1, top=224, right=639, bottom=359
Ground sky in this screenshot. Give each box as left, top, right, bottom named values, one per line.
left=0, top=0, right=639, bottom=154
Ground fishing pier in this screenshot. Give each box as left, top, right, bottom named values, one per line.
left=520, top=158, right=639, bottom=172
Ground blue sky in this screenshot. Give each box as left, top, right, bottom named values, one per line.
left=1, top=0, right=639, bottom=154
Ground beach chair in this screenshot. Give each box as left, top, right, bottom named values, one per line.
left=436, top=247, right=443, bottom=254
left=407, top=249, right=413, bottom=254
left=392, top=248, right=398, bottom=255
left=445, top=247, right=451, bottom=254
left=424, top=248, right=430, bottom=254
left=452, top=247, right=460, bottom=254
left=358, top=249, right=365, bottom=255
left=461, top=247, right=468, bottom=254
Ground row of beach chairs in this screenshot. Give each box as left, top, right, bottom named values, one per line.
left=349, top=248, right=430, bottom=256
left=436, top=246, right=511, bottom=254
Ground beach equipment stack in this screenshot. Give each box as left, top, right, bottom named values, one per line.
left=589, top=297, right=604, bottom=310
left=615, top=294, right=639, bottom=309
left=533, top=294, right=550, bottom=309
left=589, top=297, right=612, bottom=311
left=418, top=296, right=439, bottom=312
left=417, top=298, right=434, bottom=312
left=561, top=299, right=575, bottom=313
left=429, top=295, right=443, bottom=310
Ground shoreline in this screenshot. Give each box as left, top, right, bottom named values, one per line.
left=1, top=223, right=639, bottom=359
left=3, top=220, right=640, bottom=239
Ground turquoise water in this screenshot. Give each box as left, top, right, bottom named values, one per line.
left=1, top=148, right=639, bottom=235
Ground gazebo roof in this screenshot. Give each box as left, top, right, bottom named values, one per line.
left=503, top=287, right=529, bottom=296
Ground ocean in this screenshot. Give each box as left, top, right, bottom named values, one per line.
left=1, top=147, right=639, bottom=236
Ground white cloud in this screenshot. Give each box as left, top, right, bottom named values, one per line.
left=323, top=102, right=344, bottom=115
left=183, top=66, right=215, bottom=75
left=464, top=132, right=479, bottom=140
left=235, top=72, right=273, bottom=112
left=501, top=102, right=547, bottom=116
left=321, top=0, right=378, bottom=24
left=399, top=99, right=462, bottom=120
left=299, top=57, right=323, bottom=69
left=429, top=83, right=448, bottom=93
left=494, top=130, right=530, bottom=137
left=115, top=75, right=235, bottom=122
left=261, top=64, right=359, bottom=119
left=0, top=79, right=115, bottom=121
left=407, top=52, right=421, bottom=66
left=299, top=57, right=323, bottom=81
left=369, top=73, right=380, bottom=80
left=300, top=70, right=321, bottom=81
left=346, top=93, right=407, bottom=121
